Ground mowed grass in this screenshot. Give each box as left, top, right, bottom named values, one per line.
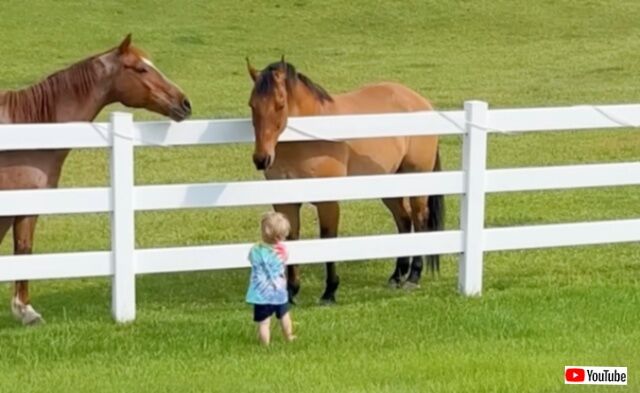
left=1, top=1, right=640, bottom=392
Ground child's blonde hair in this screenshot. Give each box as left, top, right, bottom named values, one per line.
left=261, top=211, right=290, bottom=243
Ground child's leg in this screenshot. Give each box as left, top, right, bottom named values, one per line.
left=257, top=317, right=271, bottom=345
left=279, top=312, right=295, bottom=342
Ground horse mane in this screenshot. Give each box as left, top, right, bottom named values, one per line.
left=2, top=55, right=102, bottom=123
left=255, top=61, right=333, bottom=103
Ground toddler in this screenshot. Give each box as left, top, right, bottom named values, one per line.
left=246, top=211, right=295, bottom=345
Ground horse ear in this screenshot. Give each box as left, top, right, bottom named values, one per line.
left=273, top=55, right=287, bottom=84
left=118, top=34, right=132, bottom=54
left=273, top=62, right=287, bottom=107
left=273, top=68, right=286, bottom=84
left=246, top=57, right=259, bottom=82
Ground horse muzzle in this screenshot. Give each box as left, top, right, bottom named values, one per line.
left=169, top=98, right=192, bottom=122
left=253, top=153, right=274, bottom=170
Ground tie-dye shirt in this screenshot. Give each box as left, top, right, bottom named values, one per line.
left=246, top=243, right=288, bottom=305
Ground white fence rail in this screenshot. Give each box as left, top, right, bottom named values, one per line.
left=1, top=101, right=640, bottom=322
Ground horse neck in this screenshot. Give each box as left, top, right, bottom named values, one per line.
left=287, top=82, right=335, bottom=116
left=2, top=59, right=111, bottom=123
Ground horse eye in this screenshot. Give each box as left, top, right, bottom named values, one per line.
left=136, top=67, right=148, bottom=74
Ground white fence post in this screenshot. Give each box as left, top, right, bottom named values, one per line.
left=459, top=100, right=489, bottom=296
left=110, top=112, right=136, bottom=322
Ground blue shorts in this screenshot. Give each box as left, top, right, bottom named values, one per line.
left=253, top=303, right=289, bottom=322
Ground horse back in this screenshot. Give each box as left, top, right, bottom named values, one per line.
left=331, top=83, right=437, bottom=175
left=332, top=82, right=433, bottom=114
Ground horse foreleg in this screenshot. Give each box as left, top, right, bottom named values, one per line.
left=316, top=201, right=340, bottom=304
left=382, top=198, right=413, bottom=288
left=11, top=216, right=44, bottom=325
left=0, top=217, right=15, bottom=318
left=273, top=203, right=301, bottom=304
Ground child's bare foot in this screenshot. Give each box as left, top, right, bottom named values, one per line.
left=286, top=334, right=297, bottom=342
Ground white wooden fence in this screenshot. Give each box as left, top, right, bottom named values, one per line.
left=2, top=100, right=640, bottom=323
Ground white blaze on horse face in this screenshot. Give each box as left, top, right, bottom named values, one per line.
left=142, top=57, right=155, bottom=68
left=142, top=57, right=179, bottom=91
left=142, top=57, right=167, bottom=79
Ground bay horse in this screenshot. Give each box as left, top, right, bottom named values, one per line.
left=246, top=57, right=444, bottom=304
left=0, top=34, right=191, bottom=325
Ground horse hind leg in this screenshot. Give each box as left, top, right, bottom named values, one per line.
left=11, top=216, right=44, bottom=325
left=404, top=192, right=445, bottom=289
left=425, top=191, right=445, bottom=275
left=382, top=198, right=412, bottom=288
left=399, top=143, right=445, bottom=289
left=402, top=196, right=429, bottom=290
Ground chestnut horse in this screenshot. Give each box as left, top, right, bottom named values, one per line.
left=247, top=58, right=444, bottom=304
left=0, top=35, right=191, bottom=325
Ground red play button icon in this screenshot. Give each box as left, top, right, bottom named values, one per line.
left=565, top=368, right=586, bottom=383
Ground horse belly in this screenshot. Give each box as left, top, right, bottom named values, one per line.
left=0, top=151, right=66, bottom=190
left=0, top=166, right=48, bottom=190
left=346, top=138, right=407, bottom=176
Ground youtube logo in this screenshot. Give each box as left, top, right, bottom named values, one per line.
left=565, top=368, right=585, bottom=383
left=565, top=366, right=627, bottom=385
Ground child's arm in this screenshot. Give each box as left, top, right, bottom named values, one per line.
left=274, top=242, right=288, bottom=264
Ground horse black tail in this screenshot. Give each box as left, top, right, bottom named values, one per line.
left=426, top=148, right=445, bottom=274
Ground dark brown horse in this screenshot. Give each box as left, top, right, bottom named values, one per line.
left=247, top=58, right=444, bottom=304
left=0, top=35, right=191, bottom=325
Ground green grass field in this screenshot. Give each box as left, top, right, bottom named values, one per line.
left=1, top=1, right=640, bottom=392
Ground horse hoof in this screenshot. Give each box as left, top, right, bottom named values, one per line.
left=22, top=305, right=44, bottom=326
left=23, top=314, right=45, bottom=326
left=401, top=281, right=421, bottom=291
left=11, top=298, right=44, bottom=325
left=319, top=296, right=336, bottom=306
left=288, top=282, right=301, bottom=297
left=387, top=278, right=402, bottom=289
left=10, top=300, right=22, bottom=321
left=288, top=285, right=300, bottom=306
